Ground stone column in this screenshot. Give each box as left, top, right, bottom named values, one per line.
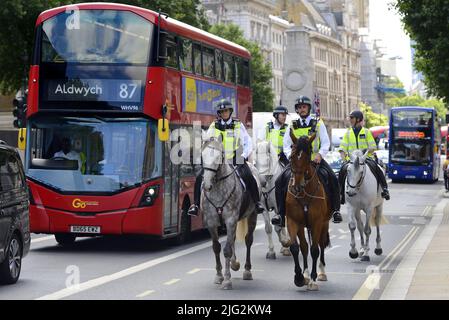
left=282, top=26, right=314, bottom=112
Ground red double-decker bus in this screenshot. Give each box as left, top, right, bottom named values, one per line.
left=26, top=3, right=252, bottom=245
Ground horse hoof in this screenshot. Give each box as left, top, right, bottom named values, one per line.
left=266, top=252, right=276, bottom=260
left=349, top=251, right=359, bottom=259
left=294, top=274, right=305, bottom=287
left=221, top=280, right=232, bottom=290
left=361, top=255, right=370, bottom=262
left=231, top=261, right=240, bottom=272
left=307, top=282, right=319, bottom=291
left=375, top=248, right=383, bottom=256
left=214, top=275, right=224, bottom=285
left=281, top=247, right=291, bottom=256
left=318, top=273, right=328, bottom=282
left=243, top=270, right=253, bottom=280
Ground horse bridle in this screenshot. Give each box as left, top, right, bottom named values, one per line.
left=346, top=160, right=367, bottom=190
left=289, top=150, right=324, bottom=201
left=202, top=143, right=238, bottom=214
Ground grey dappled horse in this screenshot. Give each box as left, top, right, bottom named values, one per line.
left=345, top=150, right=385, bottom=262
left=255, top=141, right=291, bottom=258
left=201, top=137, right=260, bottom=290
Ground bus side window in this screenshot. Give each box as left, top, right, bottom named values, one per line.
left=202, top=46, right=215, bottom=78
left=243, top=59, right=250, bottom=87
left=215, top=49, right=223, bottom=81
left=166, top=34, right=178, bottom=69
left=223, top=53, right=235, bottom=83
left=179, top=38, right=193, bottom=72
left=193, top=43, right=202, bottom=75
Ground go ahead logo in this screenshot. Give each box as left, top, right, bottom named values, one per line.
left=72, top=198, right=99, bottom=209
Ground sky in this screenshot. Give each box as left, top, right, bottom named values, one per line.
left=369, top=0, right=413, bottom=91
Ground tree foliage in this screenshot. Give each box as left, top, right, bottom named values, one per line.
left=359, top=102, right=388, bottom=128
left=394, top=1, right=449, bottom=104
left=209, top=24, right=274, bottom=112
left=0, top=0, right=209, bottom=94
left=388, top=94, right=446, bottom=123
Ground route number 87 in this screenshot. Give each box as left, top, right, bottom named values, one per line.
left=120, top=83, right=137, bottom=99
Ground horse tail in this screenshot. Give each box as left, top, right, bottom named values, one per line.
left=369, top=206, right=389, bottom=226
left=236, top=218, right=249, bottom=242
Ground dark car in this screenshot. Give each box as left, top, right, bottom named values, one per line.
left=324, top=151, right=344, bottom=177
left=0, top=142, right=30, bottom=285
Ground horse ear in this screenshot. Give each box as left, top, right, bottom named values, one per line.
left=290, top=129, right=298, bottom=145
left=362, top=149, right=370, bottom=162
left=309, top=132, right=317, bottom=144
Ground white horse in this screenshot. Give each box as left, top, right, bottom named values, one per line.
left=254, top=141, right=291, bottom=258
left=201, top=136, right=260, bottom=290
left=345, top=150, right=386, bottom=262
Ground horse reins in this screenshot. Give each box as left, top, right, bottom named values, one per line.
left=346, top=161, right=366, bottom=190
left=202, top=142, right=239, bottom=215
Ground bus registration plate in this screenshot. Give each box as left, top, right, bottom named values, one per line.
left=70, top=226, right=101, bottom=234
left=405, top=175, right=416, bottom=179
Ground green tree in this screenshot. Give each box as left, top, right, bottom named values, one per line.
left=388, top=94, right=446, bottom=123
left=0, top=0, right=209, bottom=95
left=394, top=1, right=449, bottom=104
left=359, top=102, right=388, bottom=128
left=209, top=23, right=274, bottom=112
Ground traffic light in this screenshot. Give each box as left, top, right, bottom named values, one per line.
left=12, top=92, right=27, bottom=128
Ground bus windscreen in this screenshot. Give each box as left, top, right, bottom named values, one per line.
left=41, top=10, right=153, bottom=64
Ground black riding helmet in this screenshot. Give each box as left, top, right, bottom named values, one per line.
left=215, top=99, right=233, bottom=117
left=349, top=110, right=364, bottom=121
left=273, top=105, right=288, bottom=118
left=294, top=95, right=312, bottom=115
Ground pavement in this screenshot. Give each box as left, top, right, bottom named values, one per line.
left=381, top=191, right=449, bottom=300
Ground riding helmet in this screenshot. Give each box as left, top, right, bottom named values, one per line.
left=349, top=110, right=364, bottom=121
left=273, top=105, right=289, bottom=118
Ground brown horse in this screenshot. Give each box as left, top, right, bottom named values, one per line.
left=285, top=132, right=331, bottom=291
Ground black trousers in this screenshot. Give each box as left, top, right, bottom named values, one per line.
left=444, top=171, right=449, bottom=190
left=338, top=158, right=388, bottom=204
left=274, top=159, right=341, bottom=222
left=193, top=162, right=260, bottom=207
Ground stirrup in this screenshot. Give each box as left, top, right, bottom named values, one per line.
left=188, top=205, right=199, bottom=216
left=332, top=211, right=343, bottom=223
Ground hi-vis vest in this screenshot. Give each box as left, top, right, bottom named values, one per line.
left=266, top=122, right=288, bottom=155
left=339, top=127, right=377, bottom=160
left=210, top=120, right=241, bottom=159
left=291, top=118, right=322, bottom=159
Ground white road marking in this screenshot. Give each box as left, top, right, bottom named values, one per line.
left=136, top=290, right=155, bottom=298
left=31, top=236, right=55, bottom=244
left=338, top=235, right=347, bottom=240
left=338, top=229, right=350, bottom=234
left=352, top=226, right=419, bottom=300
left=36, top=222, right=266, bottom=300
left=164, top=278, right=180, bottom=285
left=325, top=245, right=341, bottom=253
left=187, top=268, right=201, bottom=275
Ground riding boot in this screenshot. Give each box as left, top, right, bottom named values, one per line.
left=188, top=172, right=203, bottom=216
left=367, top=159, right=390, bottom=200
left=240, top=163, right=265, bottom=213
left=318, top=160, right=343, bottom=223
left=338, top=162, right=349, bottom=205
left=272, top=165, right=291, bottom=227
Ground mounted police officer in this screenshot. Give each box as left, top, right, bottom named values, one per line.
left=271, top=95, right=343, bottom=227
left=188, top=99, right=265, bottom=216
left=264, top=105, right=290, bottom=166
left=338, top=110, right=390, bottom=204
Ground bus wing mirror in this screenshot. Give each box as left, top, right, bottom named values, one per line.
left=158, top=119, right=169, bottom=141
left=18, top=128, right=26, bottom=150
